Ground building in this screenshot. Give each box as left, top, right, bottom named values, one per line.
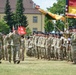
left=0, top=0, right=45, bottom=32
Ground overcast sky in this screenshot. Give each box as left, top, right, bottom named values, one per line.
left=32, top=0, right=57, bottom=10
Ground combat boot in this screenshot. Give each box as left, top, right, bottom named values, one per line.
left=0, top=60, right=2, bottom=64
left=17, top=60, right=20, bottom=64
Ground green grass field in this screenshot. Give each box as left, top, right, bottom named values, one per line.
left=0, top=57, right=76, bottom=75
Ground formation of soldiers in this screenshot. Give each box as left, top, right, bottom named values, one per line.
left=0, top=25, right=76, bottom=64
left=26, top=25, right=76, bottom=63
left=0, top=28, right=25, bottom=64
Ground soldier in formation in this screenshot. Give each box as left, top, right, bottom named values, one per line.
left=0, top=25, right=76, bottom=64
left=21, top=35, right=25, bottom=61
left=71, top=25, right=76, bottom=63
left=0, top=28, right=25, bottom=64
left=10, top=28, right=21, bottom=64
left=5, top=33, right=12, bottom=63
left=0, top=33, right=3, bottom=63
left=25, top=30, right=75, bottom=63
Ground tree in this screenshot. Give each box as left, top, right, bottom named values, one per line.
left=45, top=0, right=76, bottom=32
left=15, top=0, right=28, bottom=28
left=26, top=27, right=32, bottom=36
left=0, top=20, right=9, bottom=34
left=45, top=0, right=66, bottom=32
left=4, top=0, right=14, bottom=31
left=44, top=18, right=54, bottom=32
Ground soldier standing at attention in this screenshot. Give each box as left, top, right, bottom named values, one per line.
left=55, top=33, right=61, bottom=60
left=32, top=32, right=36, bottom=57
left=21, top=35, right=25, bottom=61
left=4, top=35, right=7, bottom=61
left=35, top=32, right=40, bottom=59
left=71, top=25, right=76, bottom=63
left=51, top=33, right=57, bottom=60
left=40, top=33, right=46, bottom=59
left=34, top=32, right=38, bottom=58
left=47, top=33, right=52, bottom=60
left=10, top=28, right=21, bottom=64
left=6, top=33, right=12, bottom=63
left=37, top=32, right=41, bottom=59
left=0, top=33, right=3, bottom=63
left=27, top=36, right=33, bottom=56
left=45, top=33, right=49, bottom=59
left=60, top=33, right=64, bottom=60
left=67, top=36, right=71, bottom=61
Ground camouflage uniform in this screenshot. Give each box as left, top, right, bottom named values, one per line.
left=55, top=35, right=61, bottom=60
left=60, top=36, right=65, bottom=60
left=6, top=33, right=12, bottom=63
left=47, top=36, right=51, bottom=60
left=10, top=31, right=21, bottom=64
left=4, top=35, right=8, bottom=61
left=27, top=36, right=33, bottom=56
left=36, top=36, right=40, bottom=59
left=37, top=36, right=41, bottom=59
left=34, top=35, right=38, bottom=58
left=45, top=35, right=48, bottom=59
left=0, top=33, right=3, bottom=63
left=25, top=37, right=29, bottom=55
left=66, top=37, right=72, bottom=61
left=21, top=36, right=25, bottom=61
left=40, top=35, right=46, bottom=59
left=32, top=34, right=36, bottom=57
left=51, top=35, right=56, bottom=59
left=71, top=32, right=76, bottom=63
left=45, top=34, right=50, bottom=59
left=1, top=35, right=5, bottom=61
left=34, top=35, right=39, bottom=59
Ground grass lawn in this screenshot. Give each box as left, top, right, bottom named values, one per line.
left=0, top=57, right=76, bottom=75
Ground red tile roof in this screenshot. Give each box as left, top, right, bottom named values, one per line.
left=0, top=0, right=40, bottom=14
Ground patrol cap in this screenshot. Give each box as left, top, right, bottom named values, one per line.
left=47, top=33, right=49, bottom=35
left=55, top=31, right=60, bottom=35
left=55, top=33, right=57, bottom=35
left=37, top=31, right=43, bottom=34
left=44, top=32, right=46, bottom=35
left=59, top=32, right=63, bottom=36
left=35, top=31, right=38, bottom=34
left=44, top=32, right=47, bottom=35
left=69, top=26, right=72, bottom=30
left=14, top=27, right=18, bottom=30
left=42, top=32, right=45, bottom=34
left=72, top=25, right=76, bottom=29
left=46, top=32, right=49, bottom=35
left=33, top=31, right=36, bottom=34
left=50, top=32, right=52, bottom=34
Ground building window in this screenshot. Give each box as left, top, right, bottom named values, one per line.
left=33, top=16, right=38, bottom=23
left=33, top=28, right=37, bottom=32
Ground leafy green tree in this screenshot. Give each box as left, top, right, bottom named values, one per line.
left=45, top=0, right=66, bottom=32
left=4, top=0, right=14, bottom=30
left=45, top=0, right=76, bottom=31
left=0, top=20, right=9, bottom=34
left=26, top=27, right=32, bottom=36
left=44, top=18, right=54, bottom=32
left=44, top=0, right=65, bottom=32
left=15, top=0, right=28, bottom=28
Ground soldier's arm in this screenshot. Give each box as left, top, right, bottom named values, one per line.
left=20, top=36, right=21, bottom=46
left=2, top=36, right=4, bottom=46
